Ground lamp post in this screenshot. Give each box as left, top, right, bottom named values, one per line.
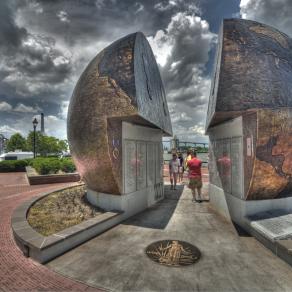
left=32, top=118, right=38, bottom=158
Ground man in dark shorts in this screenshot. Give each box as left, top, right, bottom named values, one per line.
left=187, top=151, right=203, bottom=203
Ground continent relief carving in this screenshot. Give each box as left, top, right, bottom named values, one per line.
left=247, top=109, right=292, bottom=199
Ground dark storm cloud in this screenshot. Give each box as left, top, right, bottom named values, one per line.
left=16, top=38, right=71, bottom=83
left=0, top=0, right=218, bottom=140
left=0, top=1, right=72, bottom=100
left=10, top=0, right=203, bottom=100
left=240, top=0, right=292, bottom=37
left=0, top=1, right=27, bottom=54
left=16, top=0, right=200, bottom=44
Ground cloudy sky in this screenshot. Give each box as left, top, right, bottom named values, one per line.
left=0, top=0, right=291, bottom=142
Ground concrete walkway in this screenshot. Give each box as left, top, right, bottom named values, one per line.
left=47, top=184, right=292, bottom=292
left=0, top=173, right=100, bottom=291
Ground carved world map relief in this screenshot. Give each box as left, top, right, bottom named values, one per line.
left=249, top=25, right=289, bottom=49
left=248, top=109, right=292, bottom=199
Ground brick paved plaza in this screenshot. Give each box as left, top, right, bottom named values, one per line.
left=0, top=167, right=207, bottom=291
left=2, top=168, right=292, bottom=291
left=0, top=173, right=101, bottom=291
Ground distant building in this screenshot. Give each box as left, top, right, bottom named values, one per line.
left=171, top=135, right=179, bottom=151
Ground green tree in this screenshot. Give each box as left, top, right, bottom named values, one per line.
left=27, top=131, right=43, bottom=155
left=6, top=133, right=27, bottom=152
left=58, top=139, right=68, bottom=152
left=41, top=136, right=60, bottom=155
left=26, top=132, right=68, bottom=157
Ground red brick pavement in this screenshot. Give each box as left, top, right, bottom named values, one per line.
left=0, top=173, right=101, bottom=292
left=0, top=168, right=210, bottom=291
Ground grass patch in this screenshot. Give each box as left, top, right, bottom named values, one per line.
left=27, top=185, right=104, bottom=236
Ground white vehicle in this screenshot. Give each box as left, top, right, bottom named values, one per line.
left=0, top=151, right=34, bottom=161
left=60, top=152, right=71, bottom=158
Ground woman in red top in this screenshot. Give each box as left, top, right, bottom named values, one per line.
left=187, top=152, right=203, bottom=203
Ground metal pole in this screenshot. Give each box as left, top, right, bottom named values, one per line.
left=33, top=126, right=36, bottom=158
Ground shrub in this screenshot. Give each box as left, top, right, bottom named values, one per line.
left=32, top=158, right=61, bottom=175
left=60, top=158, right=76, bottom=173
left=0, top=157, right=77, bottom=174
left=0, top=159, right=30, bottom=172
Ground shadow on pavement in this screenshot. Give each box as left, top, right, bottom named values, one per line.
left=232, top=221, right=251, bottom=237
left=122, top=184, right=184, bottom=229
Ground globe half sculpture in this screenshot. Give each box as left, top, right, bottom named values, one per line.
left=206, top=19, right=292, bottom=200
left=67, top=32, right=172, bottom=195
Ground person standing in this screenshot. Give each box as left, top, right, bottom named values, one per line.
left=169, top=153, right=179, bottom=190
left=187, top=151, right=203, bottom=202
left=184, top=149, right=193, bottom=171
left=177, top=152, right=184, bottom=183
left=184, top=149, right=193, bottom=185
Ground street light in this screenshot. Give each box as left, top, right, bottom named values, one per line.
left=32, top=118, right=38, bottom=158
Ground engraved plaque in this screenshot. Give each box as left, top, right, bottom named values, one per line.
left=154, top=182, right=163, bottom=200
left=137, top=142, right=147, bottom=190
left=146, top=240, right=201, bottom=267
left=155, top=142, right=163, bottom=183
left=214, top=139, right=223, bottom=188
left=222, top=138, right=231, bottom=193
left=231, top=137, right=243, bottom=198
left=124, top=140, right=137, bottom=193
left=250, top=212, right=292, bottom=240
left=147, top=143, right=155, bottom=186
left=216, top=139, right=232, bottom=191
left=209, top=140, right=220, bottom=187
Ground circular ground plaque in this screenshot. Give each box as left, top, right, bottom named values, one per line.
left=146, top=240, right=201, bottom=267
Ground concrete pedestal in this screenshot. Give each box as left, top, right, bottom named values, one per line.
left=87, top=122, right=164, bottom=217
left=87, top=183, right=164, bottom=217
left=209, top=183, right=292, bottom=227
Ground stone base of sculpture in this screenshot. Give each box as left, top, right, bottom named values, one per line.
left=87, top=183, right=164, bottom=216
left=209, top=183, right=292, bottom=227
left=87, top=122, right=164, bottom=215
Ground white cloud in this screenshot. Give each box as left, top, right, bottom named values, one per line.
left=135, top=3, right=144, bottom=13
left=4, top=114, right=67, bottom=140
left=44, top=115, right=66, bottom=138
left=59, top=100, right=69, bottom=120
left=190, top=124, right=205, bottom=135
left=148, top=30, right=173, bottom=67
left=154, top=1, right=176, bottom=12
left=0, top=101, right=41, bottom=114
left=2, top=32, right=72, bottom=97
left=0, top=125, right=23, bottom=137
left=154, top=0, right=199, bottom=14
left=149, top=12, right=216, bottom=142
left=95, top=0, right=106, bottom=9
left=0, top=102, right=13, bottom=111
left=28, top=1, right=43, bottom=14
left=14, top=103, right=41, bottom=113
left=57, top=10, right=70, bottom=23
left=240, top=0, right=292, bottom=37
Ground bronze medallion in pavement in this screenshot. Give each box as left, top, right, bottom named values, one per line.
left=146, top=240, right=201, bottom=267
